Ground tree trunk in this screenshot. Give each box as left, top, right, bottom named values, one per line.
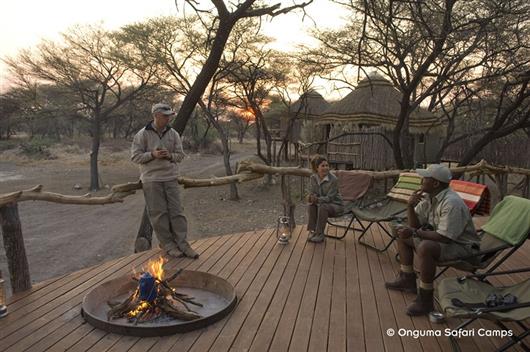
left=209, top=116, right=239, bottom=200
left=172, top=18, right=235, bottom=135
left=0, top=203, right=31, bottom=293
left=90, top=118, right=101, bottom=191
left=134, top=206, right=153, bottom=253
left=255, top=117, right=265, bottom=161
left=393, top=95, right=414, bottom=169
left=281, top=175, right=296, bottom=229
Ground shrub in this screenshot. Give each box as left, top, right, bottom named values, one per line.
left=19, top=137, right=57, bottom=159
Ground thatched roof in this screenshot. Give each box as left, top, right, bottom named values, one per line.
left=290, top=90, right=330, bottom=119
left=319, top=74, right=442, bottom=133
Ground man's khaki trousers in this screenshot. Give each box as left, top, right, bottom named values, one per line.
left=142, top=181, right=188, bottom=251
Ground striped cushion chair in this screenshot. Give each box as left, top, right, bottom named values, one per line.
left=449, top=180, right=491, bottom=216
left=352, top=172, right=422, bottom=252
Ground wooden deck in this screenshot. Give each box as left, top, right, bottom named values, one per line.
left=0, top=224, right=528, bottom=352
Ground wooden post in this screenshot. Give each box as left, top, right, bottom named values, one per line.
left=0, top=202, right=31, bottom=293
left=495, top=174, right=508, bottom=200
left=281, top=175, right=296, bottom=229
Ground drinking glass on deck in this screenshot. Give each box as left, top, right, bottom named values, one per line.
left=389, top=219, right=406, bottom=237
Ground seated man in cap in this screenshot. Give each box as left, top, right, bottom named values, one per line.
left=385, top=164, right=480, bottom=316
left=131, top=103, right=199, bottom=259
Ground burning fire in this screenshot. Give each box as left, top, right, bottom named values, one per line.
left=107, top=258, right=202, bottom=323
left=127, top=301, right=150, bottom=319
left=147, top=257, right=166, bottom=281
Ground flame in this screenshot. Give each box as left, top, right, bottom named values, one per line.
left=127, top=301, right=150, bottom=318
left=146, top=256, right=166, bottom=281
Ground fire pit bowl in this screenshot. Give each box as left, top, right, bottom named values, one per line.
left=81, top=270, right=237, bottom=336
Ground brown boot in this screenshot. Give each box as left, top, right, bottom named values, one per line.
left=308, top=233, right=325, bottom=243
left=406, top=288, right=434, bottom=316
left=179, top=243, right=199, bottom=259
left=385, top=271, right=417, bottom=293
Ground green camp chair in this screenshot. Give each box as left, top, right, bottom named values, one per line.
left=352, top=172, right=422, bottom=252
left=435, top=195, right=530, bottom=280
left=437, top=268, right=530, bottom=351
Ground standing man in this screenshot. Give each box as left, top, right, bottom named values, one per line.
left=131, top=103, right=199, bottom=259
left=385, top=164, right=479, bottom=315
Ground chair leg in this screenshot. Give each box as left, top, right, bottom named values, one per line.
left=485, top=246, right=521, bottom=276
left=434, top=266, right=450, bottom=280
left=357, top=221, right=396, bottom=253
left=496, top=320, right=530, bottom=352
left=448, top=317, right=478, bottom=352
left=326, top=214, right=363, bottom=240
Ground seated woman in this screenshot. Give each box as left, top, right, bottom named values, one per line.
left=307, top=155, right=344, bottom=243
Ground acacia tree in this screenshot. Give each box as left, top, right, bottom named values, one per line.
left=121, top=16, right=265, bottom=200
left=225, top=48, right=290, bottom=168
left=171, top=0, right=314, bottom=134
left=4, top=25, right=159, bottom=190
left=305, top=0, right=530, bottom=168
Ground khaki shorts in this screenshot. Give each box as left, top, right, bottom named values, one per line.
left=413, top=237, right=478, bottom=263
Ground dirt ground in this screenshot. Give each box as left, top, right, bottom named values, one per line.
left=0, top=139, right=309, bottom=293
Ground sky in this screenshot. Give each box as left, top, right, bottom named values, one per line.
left=0, top=0, right=348, bottom=97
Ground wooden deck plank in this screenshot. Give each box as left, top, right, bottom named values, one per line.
left=374, top=229, right=427, bottom=352
left=364, top=226, right=404, bottom=352
left=266, top=229, right=315, bottom=352
left=344, top=224, right=365, bottom=352
left=288, top=232, right=325, bottom=352
left=198, top=227, right=304, bottom=351
left=356, top=225, right=386, bottom=352
left=247, top=227, right=310, bottom=352
left=85, top=334, right=122, bottom=352
left=8, top=269, right=90, bottom=307
left=328, top=226, right=347, bottom=352
left=229, top=226, right=306, bottom=351
left=307, top=231, right=336, bottom=352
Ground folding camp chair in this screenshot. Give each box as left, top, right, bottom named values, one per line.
left=324, top=170, right=373, bottom=240
left=328, top=172, right=421, bottom=252
left=435, top=195, right=530, bottom=280
left=326, top=172, right=422, bottom=252
left=437, top=268, right=530, bottom=352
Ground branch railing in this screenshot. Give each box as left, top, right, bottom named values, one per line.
left=1, top=159, right=529, bottom=293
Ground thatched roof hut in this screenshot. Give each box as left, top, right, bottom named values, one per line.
left=319, top=73, right=441, bottom=133
left=290, top=90, right=330, bottom=118
left=319, top=74, right=444, bottom=168
left=281, top=90, right=330, bottom=144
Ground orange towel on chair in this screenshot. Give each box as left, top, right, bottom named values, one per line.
left=450, top=180, right=491, bottom=215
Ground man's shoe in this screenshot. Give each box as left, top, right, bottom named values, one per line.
left=307, top=231, right=316, bottom=241
left=406, top=288, right=434, bottom=316
left=165, top=248, right=184, bottom=259
left=179, top=244, right=199, bottom=259
left=308, top=233, right=325, bottom=243
left=385, top=271, right=417, bottom=293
